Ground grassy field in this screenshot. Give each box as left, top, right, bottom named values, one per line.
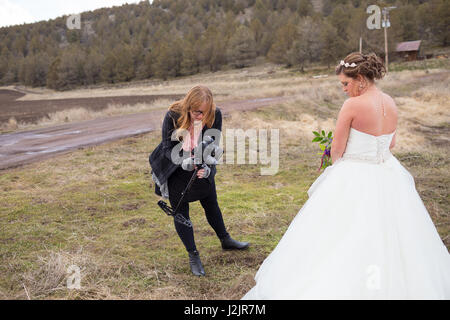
left=0, top=59, right=449, bottom=299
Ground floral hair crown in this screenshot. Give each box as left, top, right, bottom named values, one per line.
left=340, top=60, right=357, bottom=68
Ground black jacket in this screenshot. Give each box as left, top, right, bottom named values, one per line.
left=149, top=107, right=222, bottom=196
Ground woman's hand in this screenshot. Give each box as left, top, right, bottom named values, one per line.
left=197, top=168, right=205, bottom=178
left=195, top=166, right=210, bottom=178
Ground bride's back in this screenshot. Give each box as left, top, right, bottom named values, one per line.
left=350, top=89, right=398, bottom=136
left=335, top=52, right=397, bottom=137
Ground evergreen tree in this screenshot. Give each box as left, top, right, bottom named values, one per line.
left=136, top=49, right=155, bottom=79
left=19, top=53, right=49, bottom=87
left=227, top=25, right=257, bottom=68
left=101, top=52, right=117, bottom=83
left=254, top=0, right=269, bottom=24
left=250, top=17, right=265, bottom=55
left=287, top=17, right=323, bottom=68
left=115, top=45, right=135, bottom=82
left=153, top=38, right=182, bottom=80
left=57, top=47, right=86, bottom=89
left=84, top=50, right=104, bottom=85
left=267, top=21, right=297, bottom=65
left=46, top=57, right=61, bottom=89
left=432, top=0, right=450, bottom=46
left=0, top=0, right=445, bottom=88
left=297, top=0, right=313, bottom=17
left=320, top=21, right=347, bottom=68
left=0, top=53, right=8, bottom=83
left=181, top=40, right=200, bottom=75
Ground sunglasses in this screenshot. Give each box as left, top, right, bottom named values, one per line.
left=191, top=110, right=204, bottom=116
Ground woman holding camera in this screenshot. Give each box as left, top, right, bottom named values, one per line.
left=150, top=85, right=249, bottom=277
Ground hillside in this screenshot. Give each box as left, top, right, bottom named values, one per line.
left=0, top=0, right=448, bottom=90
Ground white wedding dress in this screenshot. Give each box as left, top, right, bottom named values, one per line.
left=243, top=128, right=450, bottom=299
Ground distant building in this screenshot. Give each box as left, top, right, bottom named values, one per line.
left=395, top=40, right=422, bottom=61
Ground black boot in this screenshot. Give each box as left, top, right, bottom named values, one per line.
left=188, top=250, right=205, bottom=276
left=220, top=235, right=250, bottom=250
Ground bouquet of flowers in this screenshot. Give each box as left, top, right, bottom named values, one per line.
left=312, top=130, right=333, bottom=171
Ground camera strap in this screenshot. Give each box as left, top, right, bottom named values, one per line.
left=157, top=168, right=200, bottom=229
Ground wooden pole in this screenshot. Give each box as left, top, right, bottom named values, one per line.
left=384, top=10, right=389, bottom=73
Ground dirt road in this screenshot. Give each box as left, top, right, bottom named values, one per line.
left=0, top=96, right=289, bottom=170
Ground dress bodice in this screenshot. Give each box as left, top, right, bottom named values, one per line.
left=342, top=128, right=395, bottom=164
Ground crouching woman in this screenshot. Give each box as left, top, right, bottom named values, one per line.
left=149, top=85, right=249, bottom=277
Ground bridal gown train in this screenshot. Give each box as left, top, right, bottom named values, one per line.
left=243, top=128, right=450, bottom=299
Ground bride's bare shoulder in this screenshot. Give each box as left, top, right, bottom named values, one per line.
left=382, top=92, right=398, bottom=112
left=342, top=96, right=360, bottom=106
left=341, top=96, right=364, bottom=109
left=382, top=92, right=396, bottom=103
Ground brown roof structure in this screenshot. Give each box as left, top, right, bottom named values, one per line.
left=396, top=40, right=422, bottom=52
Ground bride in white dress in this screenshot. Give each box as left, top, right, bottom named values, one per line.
left=242, top=52, right=450, bottom=300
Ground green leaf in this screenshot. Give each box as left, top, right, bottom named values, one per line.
left=313, top=131, right=320, bottom=137
left=328, top=131, right=333, bottom=139
left=321, top=130, right=325, bottom=136
left=312, top=137, right=322, bottom=142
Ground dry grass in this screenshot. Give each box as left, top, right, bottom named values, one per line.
left=3, top=61, right=448, bottom=135
left=2, top=117, right=18, bottom=131
left=0, top=99, right=173, bottom=132
left=0, top=59, right=448, bottom=300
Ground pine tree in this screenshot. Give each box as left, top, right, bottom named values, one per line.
left=57, top=47, right=86, bottom=89
left=153, top=39, right=182, bottom=80
left=136, top=49, right=154, bottom=79
left=227, top=25, right=257, bottom=68
left=431, top=0, right=450, bottom=46
left=115, top=45, right=135, bottom=82
left=84, top=50, right=104, bottom=85
left=0, top=0, right=446, bottom=88
left=320, top=21, right=346, bottom=69
left=101, top=52, right=117, bottom=84
left=19, top=53, right=49, bottom=87
left=267, top=21, right=297, bottom=65
left=297, top=0, right=313, bottom=16
left=46, top=57, right=61, bottom=89
left=287, top=17, right=323, bottom=68
left=181, top=41, right=199, bottom=76
left=250, top=18, right=265, bottom=55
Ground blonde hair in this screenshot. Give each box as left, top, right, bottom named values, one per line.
left=335, top=52, right=386, bottom=81
left=168, top=85, right=216, bottom=141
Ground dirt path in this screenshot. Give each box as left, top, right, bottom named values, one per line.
left=0, top=96, right=290, bottom=170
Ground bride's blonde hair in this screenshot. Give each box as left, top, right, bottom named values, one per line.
left=168, top=85, right=216, bottom=141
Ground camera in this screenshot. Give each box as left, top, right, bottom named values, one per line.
left=158, top=136, right=223, bottom=228
left=182, top=136, right=223, bottom=171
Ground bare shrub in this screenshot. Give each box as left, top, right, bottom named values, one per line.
left=1, top=117, right=18, bottom=131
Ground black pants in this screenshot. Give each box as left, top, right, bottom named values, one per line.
left=168, top=167, right=229, bottom=252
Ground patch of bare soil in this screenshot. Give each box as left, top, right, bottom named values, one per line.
left=0, top=89, right=182, bottom=124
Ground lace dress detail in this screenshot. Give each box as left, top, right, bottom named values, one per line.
left=342, top=128, right=395, bottom=164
